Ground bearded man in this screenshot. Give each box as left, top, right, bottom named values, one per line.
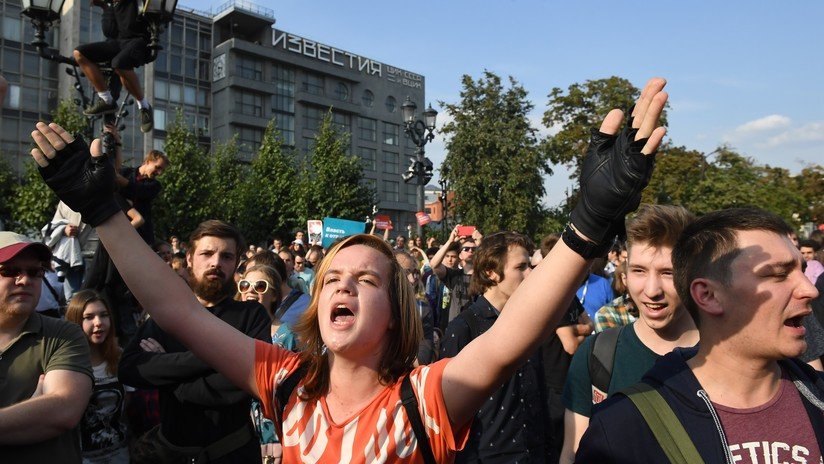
left=119, top=220, right=271, bottom=462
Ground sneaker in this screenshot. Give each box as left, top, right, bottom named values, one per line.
left=140, top=106, right=154, bottom=133
left=83, top=99, right=117, bottom=116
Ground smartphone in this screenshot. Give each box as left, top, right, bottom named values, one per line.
left=457, top=226, right=476, bottom=237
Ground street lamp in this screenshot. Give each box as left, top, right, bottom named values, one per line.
left=401, top=96, right=437, bottom=237
left=138, top=0, right=179, bottom=63
left=20, top=0, right=65, bottom=49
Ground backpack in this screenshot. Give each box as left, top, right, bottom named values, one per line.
left=587, top=326, right=625, bottom=404
left=275, top=366, right=437, bottom=464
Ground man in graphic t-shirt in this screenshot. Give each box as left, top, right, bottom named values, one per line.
left=576, top=207, right=824, bottom=463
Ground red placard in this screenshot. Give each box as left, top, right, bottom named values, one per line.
left=374, top=215, right=393, bottom=230
left=416, top=212, right=432, bottom=226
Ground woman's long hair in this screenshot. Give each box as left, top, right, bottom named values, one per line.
left=65, top=289, right=120, bottom=376
left=291, top=234, right=422, bottom=401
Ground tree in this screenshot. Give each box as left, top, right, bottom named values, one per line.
left=153, top=110, right=211, bottom=239
left=440, top=71, right=547, bottom=236
left=542, top=77, right=667, bottom=180
left=794, top=165, right=824, bottom=223
left=296, top=111, right=375, bottom=226
left=235, top=120, right=300, bottom=245
left=205, top=135, right=245, bottom=227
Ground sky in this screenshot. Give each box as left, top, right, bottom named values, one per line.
left=199, top=0, right=823, bottom=207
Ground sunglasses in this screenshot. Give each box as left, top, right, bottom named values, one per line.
left=0, top=266, right=46, bottom=279
left=237, top=279, right=270, bottom=294
left=461, top=247, right=477, bottom=252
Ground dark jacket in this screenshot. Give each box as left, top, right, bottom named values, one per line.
left=120, top=297, right=271, bottom=462
left=576, top=347, right=824, bottom=463
left=441, top=296, right=550, bottom=463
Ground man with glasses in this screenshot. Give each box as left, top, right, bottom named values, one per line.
left=293, top=255, right=315, bottom=292
left=120, top=220, right=271, bottom=461
left=0, top=232, right=93, bottom=461
left=430, top=225, right=483, bottom=325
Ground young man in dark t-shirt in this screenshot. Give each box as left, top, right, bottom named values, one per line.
left=561, top=205, right=699, bottom=463
left=430, top=225, right=482, bottom=326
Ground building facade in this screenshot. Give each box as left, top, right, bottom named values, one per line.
left=0, top=0, right=426, bottom=232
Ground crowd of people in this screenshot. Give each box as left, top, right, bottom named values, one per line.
left=2, top=72, right=824, bottom=464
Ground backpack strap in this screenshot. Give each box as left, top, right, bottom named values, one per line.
left=621, top=383, right=705, bottom=464
left=401, top=375, right=437, bottom=464
left=274, top=290, right=303, bottom=321
left=588, top=326, right=623, bottom=403
left=275, top=364, right=307, bottom=428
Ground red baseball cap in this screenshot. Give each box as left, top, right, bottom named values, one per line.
left=0, top=232, right=51, bottom=264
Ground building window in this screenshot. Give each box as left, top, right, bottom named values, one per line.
left=334, top=82, right=349, bottom=102
left=362, top=89, right=374, bottom=108
left=360, top=147, right=376, bottom=171
left=332, top=112, right=350, bottom=135
left=383, top=180, right=400, bottom=202
left=304, top=107, right=324, bottom=132
left=235, top=90, right=263, bottom=117
left=238, top=126, right=263, bottom=157
left=274, top=112, right=295, bottom=146
left=2, top=17, right=21, bottom=41
left=4, top=85, right=20, bottom=109
left=385, top=96, right=397, bottom=113
left=383, top=151, right=399, bottom=174
left=383, top=122, right=399, bottom=146
left=154, top=80, right=169, bottom=100
left=196, top=115, right=210, bottom=136
left=302, top=72, right=324, bottom=96
left=272, top=64, right=295, bottom=113
left=358, top=117, right=376, bottom=142
left=153, top=108, right=166, bottom=130
left=236, top=54, right=263, bottom=80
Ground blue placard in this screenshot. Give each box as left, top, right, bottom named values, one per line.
left=322, top=217, right=366, bottom=248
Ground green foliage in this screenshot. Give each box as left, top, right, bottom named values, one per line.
left=296, top=110, right=375, bottom=226
left=0, top=155, right=16, bottom=220
left=51, top=99, right=90, bottom=137
left=206, top=135, right=244, bottom=226
left=643, top=145, right=809, bottom=226
left=542, top=76, right=668, bottom=180
left=794, top=165, right=824, bottom=223
left=9, top=161, right=56, bottom=234
left=440, top=71, right=547, bottom=236
left=153, top=110, right=211, bottom=239
left=236, top=120, right=300, bottom=245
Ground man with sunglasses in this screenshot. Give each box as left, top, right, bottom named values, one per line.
left=293, top=255, right=315, bottom=291
left=0, top=232, right=93, bottom=462
left=120, top=220, right=271, bottom=462
left=430, top=225, right=483, bottom=327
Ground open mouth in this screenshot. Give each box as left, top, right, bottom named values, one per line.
left=785, top=315, right=805, bottom=328
left=331, top=305, right=355, bottom=325
left=644, top=302, right=668, bottom=312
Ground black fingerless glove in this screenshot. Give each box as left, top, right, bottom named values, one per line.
left=570, top=117, right=657, bottom=245
left=38, top=136, right=120, bottom=227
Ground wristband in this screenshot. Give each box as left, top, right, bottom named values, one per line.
left=562, top=224, right=610, bottom=259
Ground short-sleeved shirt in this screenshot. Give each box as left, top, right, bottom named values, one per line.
left=562, top=323, right=658, bottom=417
left=0, top=313, right=93, bottom=462
left=715, top=369, right=822, bottom=463
left=254, top=340, right=470, bottom=462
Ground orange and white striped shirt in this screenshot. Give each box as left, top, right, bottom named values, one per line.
left=254, top=340, right=469, bottom=463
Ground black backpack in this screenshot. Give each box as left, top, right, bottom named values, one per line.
left=587, top=326, right=625, bottom=403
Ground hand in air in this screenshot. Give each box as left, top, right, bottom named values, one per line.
left=570, top=78, right=668, bottom=244
left=31, top=122, right=120, bottom=227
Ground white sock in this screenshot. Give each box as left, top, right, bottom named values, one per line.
left=97, top=91, right=113, bottom=104
left=137, top=98, right=150, bottom=110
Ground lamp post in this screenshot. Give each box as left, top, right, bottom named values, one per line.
left=21, top=0, right=177, bottom=135
left=401, top=96, right=437, bottom=238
